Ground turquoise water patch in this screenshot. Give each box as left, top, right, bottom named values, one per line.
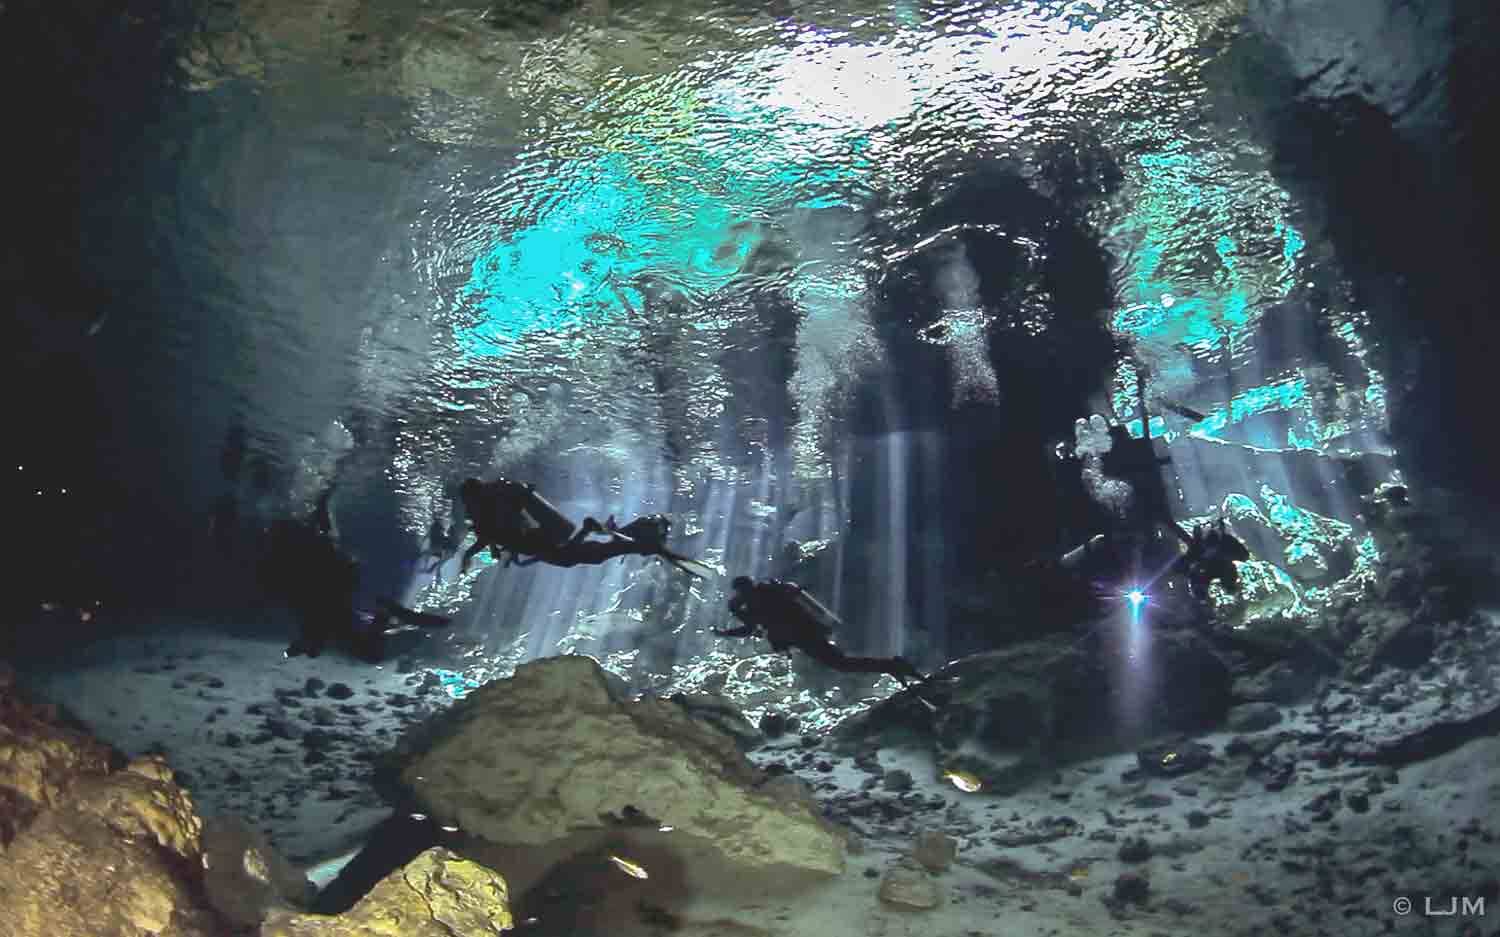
left=432, top=668, right=481, bottom=699
left=456, top=63, right=877, bottom=359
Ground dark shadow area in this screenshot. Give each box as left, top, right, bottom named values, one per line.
left=1230, top=5, right=1500, bottom=506
left=832, top=161, right=1121, bottom=659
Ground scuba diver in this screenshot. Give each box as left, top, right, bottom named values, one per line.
left=262, top=487, right=452, bottom=661
left=713, top=576, right=925, bottom=686
left=285, top=594, right=453, bottom=663
left=1049, top=365, right=1251, bottom=604
left=1180, top=517, right=1250, bottom=600
left=1100, top=368, right=1189, bottom=546
left=458, top=477, right=711, bottom=578
left=1045, top=515, right=1249, bottom=608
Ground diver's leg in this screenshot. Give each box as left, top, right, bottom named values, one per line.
left=800, top=640, right=921, bottom=685
left=547, top=541, right=614, bottom=567
left=796, top=639, right=861, bottom=671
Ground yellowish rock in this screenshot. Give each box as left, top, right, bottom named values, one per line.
left=0, top=791, right=220, bottom=936
left=0, top=707, right=116, bottom=813
left=203, top=815, right=313, bottom=928
left=398, top=655, right=846, bottom=877
left=1, top=681, right=118, bottom=847
left=910, top=830, right=957, bottom=872
left=261, top=847, right=513, bottom=936
left=877, top=866, right=942, bottom=910
left=66, top=767, right=204, bottom=861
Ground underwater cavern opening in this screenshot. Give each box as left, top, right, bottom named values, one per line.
left=3, top=0, right=1500, bottom=935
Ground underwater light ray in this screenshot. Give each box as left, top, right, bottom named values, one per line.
left=919, top=430, right=947, bottom=660
left=829, top=447, right=851, bottom=617
left=880, top=430, right=910, bottom=658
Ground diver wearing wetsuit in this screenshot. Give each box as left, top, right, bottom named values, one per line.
left=713, top=576, right=925, bottom=686
left=458, top=478, right=582, bottom=572
left=458, top=478, right=708, bottom=577
left=264, top=488, right=451, bottom=661
left=1181, top=518, right=1249, bottom=599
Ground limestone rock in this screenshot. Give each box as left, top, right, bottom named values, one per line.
left=1211, top=558, right=1303, bottom=623
left=1, top=674, right=119, bottom=846
left=180, top=0, right=368, bottom=92
left=1344, top=606, right=1435, bottom=677
left=1226, top=702, right=1283, bottom=733
left=1232, top=660, right=1322, bottom=704
left=396, top=655, right=845, bottom=876
left=877, top=866, right=942, bottom=909
left=203, top=815, right=314, bottom=928
left=261, top=847, right=512, bottom=937
left=1220, top=488, right=1356, bottom=586
left=0, top=774, right=220, bottom=937
left=830, top=642, right=1067, bottom=793
left=910, top=830, right=957, bottom=872
left=667, top=692, right=764, bottom=751
left=65, top=768, right=204, bottom=861
left=831, top=634, right=1230, bottom=793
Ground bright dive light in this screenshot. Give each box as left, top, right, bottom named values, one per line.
left=1126, top=588, right=1148, bottom=611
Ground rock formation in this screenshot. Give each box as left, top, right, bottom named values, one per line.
left=392, top=655, right=847, bottom=877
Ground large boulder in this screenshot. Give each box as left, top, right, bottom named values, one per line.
left=830, top=632, right=1231, bottom=792
left=1207, top=557, right=1304, bottom=623
left=1221, top=489, right=1356, bottom=586
left=202, top=815, right=315, bottom=929
left=261, top=847, right=512, bottom=937
left=0, top=756, right=220, bottom=937
left=0, top=678, right=119, bottom=846
left=0, top=672, right=517, bottom=937
left=393, top=655, right=846, bottom=877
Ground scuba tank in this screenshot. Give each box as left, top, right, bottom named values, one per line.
left=781, top=582, right=840, bottom=637
left=497, top=480, right=577, bottom=548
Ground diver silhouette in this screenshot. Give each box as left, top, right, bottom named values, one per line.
left=713, top=576, right=925, bottom=686
left=1052, top=365, right=1256, bottom=601
left=1180, top=517, right=1250, bottom=599
left=263, top=487, right=451, bottom=661
left=457, top=477, right=709, bottom=577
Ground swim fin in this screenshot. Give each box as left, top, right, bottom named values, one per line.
left=375, top=597, right=452, bottom=631
left=659, top=550, right=714, bottom=579
left=594, top=524, right=710, bottom=578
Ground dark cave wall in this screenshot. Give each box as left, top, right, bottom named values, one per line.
left=1238, top=0, right=1500, bottom=506
left=1, top=0, right=206, bottom=615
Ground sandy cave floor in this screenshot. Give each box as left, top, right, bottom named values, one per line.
left=12, top=621, right=1500, bottom=937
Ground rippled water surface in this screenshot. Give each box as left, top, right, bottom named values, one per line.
left=155, top=0, right=1399, bottom=564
